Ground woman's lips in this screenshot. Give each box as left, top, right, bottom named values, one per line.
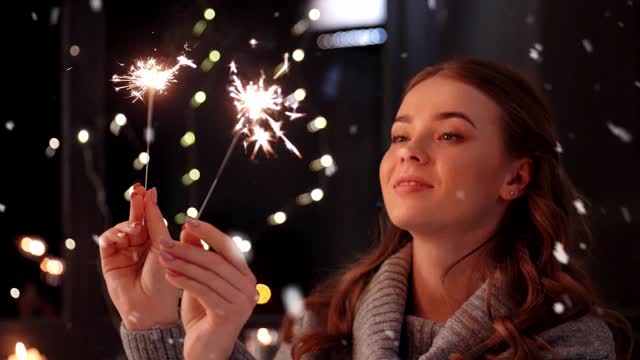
left=393, top=176, right=434, bottom=193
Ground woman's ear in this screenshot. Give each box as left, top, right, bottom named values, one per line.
left=500, top=158, right=532, bottom=200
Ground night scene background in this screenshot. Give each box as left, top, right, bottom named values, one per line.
left=0, top=0, right=638, bottom=358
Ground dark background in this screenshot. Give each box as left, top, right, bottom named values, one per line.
left=0, top=0, right=638, bottom=358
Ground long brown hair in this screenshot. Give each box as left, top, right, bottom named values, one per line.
left=280, top=58, right=633, bottom=359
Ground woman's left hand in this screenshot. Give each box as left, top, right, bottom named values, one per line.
left=157, top=217, right=259, bottom=360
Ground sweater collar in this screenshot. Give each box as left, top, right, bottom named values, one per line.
left=352, top=242, right=515, bottom=360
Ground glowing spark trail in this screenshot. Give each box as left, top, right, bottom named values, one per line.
left=112, top=56, right=195, bottom=188
left=197, top=54, right=303, bottom=218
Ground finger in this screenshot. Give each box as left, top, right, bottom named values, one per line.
left=182, top=218, right=251, bottom=277
left=158, top=253, right=245, bottom=305
left=165, top=271, right=230, bottom=313
left=159, top=239, right=257, bottom=301
left=98, top=229, right=134, bottom=259
left=114, top=220, right=142, bottom=236
left=143, top=187, right=170, bottom=248
left=129, top=183, right=145, bottom=224
left=180, top=224, right=203, bottom=248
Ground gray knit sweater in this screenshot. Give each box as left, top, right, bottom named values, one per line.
left=120, top=243, right=615, bottom=359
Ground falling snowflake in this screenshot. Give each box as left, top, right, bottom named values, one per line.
left=581, top=39, right=594, bottom=53
left=553, top=302, right=565, bottom=314
left=606, top=122, right=633, bottom=143
left=555, top=141, right=563, bottom=153
left=282, top=285, right=305, bottom=318
left=553, top=242, right=569, bottom=265
left=573, top=199, right=587, bottom=215
left=0, top=203, right=5, bottom=213
left=621, top=207, right=632, bottom=223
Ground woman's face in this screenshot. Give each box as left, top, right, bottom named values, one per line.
left=380, top=75, right=520, bottom=235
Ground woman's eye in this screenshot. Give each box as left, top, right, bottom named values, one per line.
left=391, top=135, right=407, bottom=143
left=440, top=132, right=463, bottom=141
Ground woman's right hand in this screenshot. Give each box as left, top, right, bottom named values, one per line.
left=99, top=183, right=181, bottom=331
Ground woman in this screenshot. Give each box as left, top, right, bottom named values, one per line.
left=100, top=59, right=631, bottom=359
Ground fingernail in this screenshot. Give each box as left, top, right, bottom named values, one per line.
left=185, top=216, right=199, bottom=227
left=159, top=237, right=175, bottom=248
left=128, top=221, right=140, bottom=228
left=116, top=232, right=126, bottom=238
left=159, top=251, right=175, bottom=261
left=149, top=188, right=157, bottom=204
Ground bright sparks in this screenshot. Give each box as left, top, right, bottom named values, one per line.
left=112, top=56, right=196, bottom=102
left=228, top=55, right=303, bottom=159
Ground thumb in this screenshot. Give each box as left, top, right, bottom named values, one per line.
left=143, top=188, right=171, bottom=246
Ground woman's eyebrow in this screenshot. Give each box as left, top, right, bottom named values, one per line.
left=394, top=112, right=477, bottom=129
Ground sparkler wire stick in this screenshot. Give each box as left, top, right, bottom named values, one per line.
left=144, top=90, right=155, bottom=189
left=196, top=131, right=243, bottom=219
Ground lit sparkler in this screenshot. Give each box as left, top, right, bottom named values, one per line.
left=112, top=56, right=196, bottom=189
left=197, top=53, right=303, bottom=218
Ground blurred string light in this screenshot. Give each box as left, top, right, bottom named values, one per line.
left=296, top=188, right=324, bottom=206
left=186, top=207, right=199, bottom=218
left=291, top=20, right=310, bottom=36
left=209, top=50, right=222, bottom=62
left=18, top=236, right=47, bottom=258
left=40, top=256, right=65, bottom=276
left=292, top=49, right=305, bottom=62
left=174, top=212, right=186, bottom=225
left=182, top=168, right=201, bottom=186
left=45, top=137, right=60, bottom=158
left=204, top=8, right=216, bottom=21
left=293, top=88, right=307, bottom=102
left=133, top=152, right=150, bottom=171
left=309, top=154, right=333, bottom=171
left=180, top=131, right=196, bottom=147
left=70, top=45, right=80, bottom=57
left=256, top=284, right=272, bottom=304
left=232, top=235, right=252, bottom=253
left=5, top=121, right=15, bottom=131
left=193, top=20, right=207, bottom=36
left=110, top=113, right=128, bottom=135
left=77, top=129, right=90, bottom=144
left=307, top=116, right=327, bottom=133
left=0, top=202, right=6, bottom=213
left=257, top=328, right=274, bottom=346
left=267, top=211, right=287, bottom=226
left=65, top=238, right=76, bottom=250
left=308, top=8, right=321, bottom=21
left=201, top=50, right=222, bottom=72
left=191, top=91, right=207, bottom=108
left=317, top=28, right=387, bottom=49
left=10, top=288, right=20, bottom=299
left=308, top=0, right=386, bottom=31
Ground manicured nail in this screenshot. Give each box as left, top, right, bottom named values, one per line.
left=128, top=221, right=140, bottom=228
left=159, top=237, right=175, bottom=248
left=185, top=216, right=199, bottom=227
left=116, top=232, right=126, bottom=238
left=149, top=188, right=157, bottom=204
left=159, top=251, right=175, bottom=261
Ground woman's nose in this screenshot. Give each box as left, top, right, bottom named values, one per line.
left=399, top=143, right=428, bottom=164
